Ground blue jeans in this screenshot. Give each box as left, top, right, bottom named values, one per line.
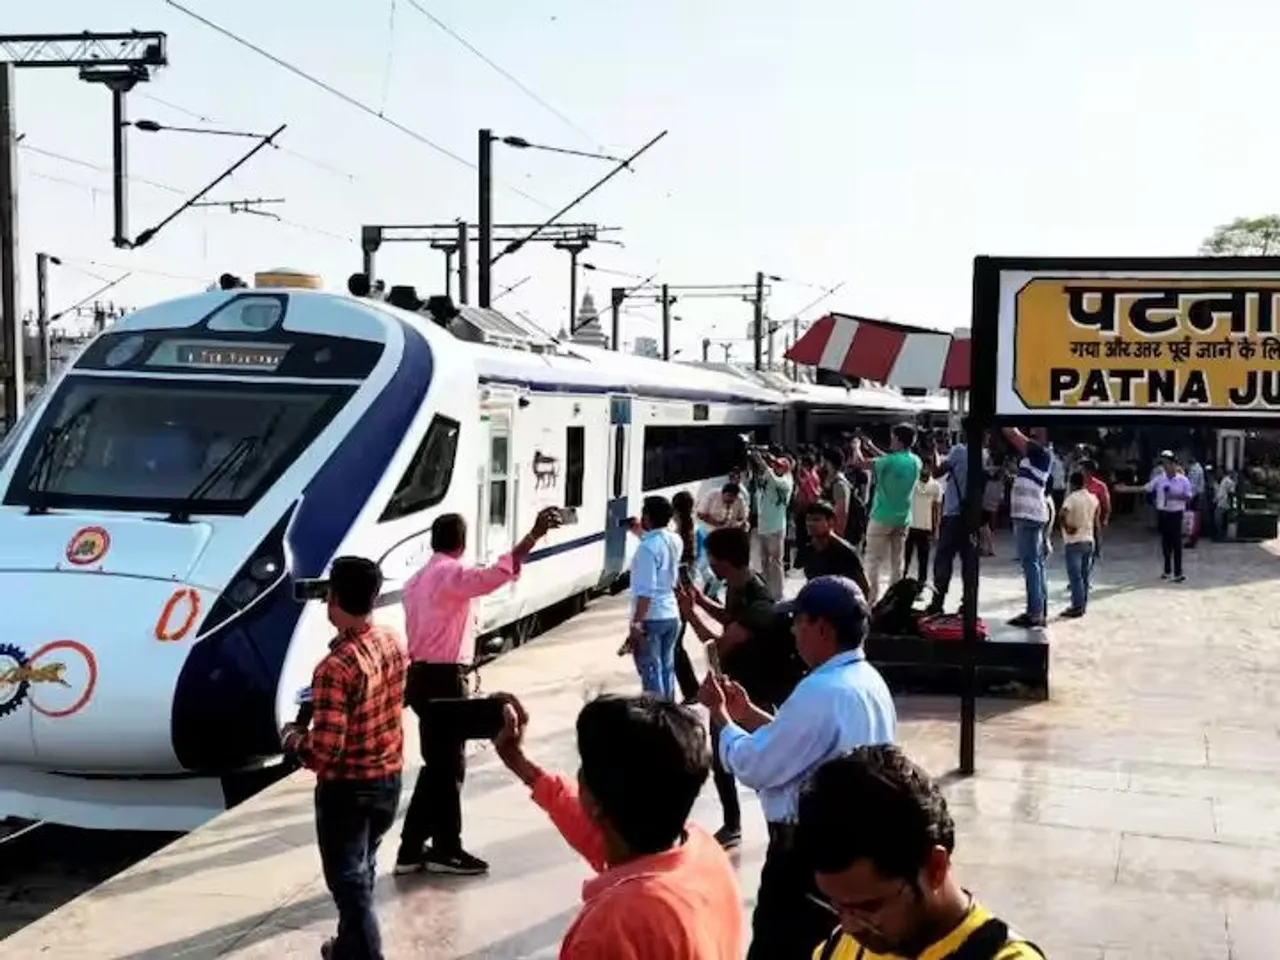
left=1012, top=519, right=1047, bottom=619
left=634, top=618, right=680, bottom=701
left=1064, top=541, right=1092, bottom=611
left=315, top=775, right=401, bottom=960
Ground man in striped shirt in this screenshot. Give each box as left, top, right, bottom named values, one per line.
left=1003, top=427, right=1053, bottom=628
left=281, top=556, right=407, bottom=960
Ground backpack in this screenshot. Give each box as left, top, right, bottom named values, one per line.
left=870, top=577, right=922, bottom=636
left=820, top=917, right=1044, bottom=960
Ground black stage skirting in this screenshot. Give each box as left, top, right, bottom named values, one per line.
left=865, top=632, right=1050, bottom=700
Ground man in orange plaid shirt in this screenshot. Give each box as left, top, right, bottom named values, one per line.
left=282, top=556, right=407, bottom=960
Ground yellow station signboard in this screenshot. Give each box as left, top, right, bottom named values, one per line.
left=1009, top=275, right=1280, bottom=413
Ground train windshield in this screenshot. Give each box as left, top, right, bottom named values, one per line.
left=3, top=376, right=353, bottom=515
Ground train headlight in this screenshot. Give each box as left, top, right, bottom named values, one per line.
left=197, top=507, right=295, bottom=638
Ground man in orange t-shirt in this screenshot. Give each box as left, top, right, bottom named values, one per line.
left=493, top=693, right=743, bottom=959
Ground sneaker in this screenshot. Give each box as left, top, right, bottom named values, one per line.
left=1173, top=575, right=1186, bottom=583
left=714, top=825, right=742, bottom=850
left=394, top=850, right=427, bottom=876
left=425, top=848, right=489, bottom=876
left=1160, top=573, right=1170, bottom=580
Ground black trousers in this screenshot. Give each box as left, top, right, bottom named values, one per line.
left=673, top=620, right=699, bottom=702
left=747, top=827, right=836, bottom=960
left=1157, top=510, right=1184, bottom=577
left=399, top=662, right=467, bottom=856
left=710, top=720, right=742, bottom=832
left=903, top=528, right=932, bottom=583
left=930, top=514, right=973, bottom=609
left=316, top=775, right=400, bottom=960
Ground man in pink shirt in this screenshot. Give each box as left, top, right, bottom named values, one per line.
left=493, top=693, right=744, bottom=959
left=394, top=506, right=560, bottom=876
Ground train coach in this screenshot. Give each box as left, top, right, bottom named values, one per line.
left=0, top=271, right=783, bottom=831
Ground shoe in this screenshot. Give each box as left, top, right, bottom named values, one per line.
left=1027, top=616, right=1047, bottom=628
left=1160, top=573, right=1170, bottom=580
left=394, top=849, right=428, bottom=876
left=425, top=848, right=489, bottom=876
left=1007, top=613, right=1033, bottom=628
left=1173, top=575, right=1186, bottom=583
left=714, top=825, right=742, bottom=850
left=1059, top=607, right=1083, bottom=619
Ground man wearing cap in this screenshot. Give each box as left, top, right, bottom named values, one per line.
left=700, top=575, right=897, bottom=960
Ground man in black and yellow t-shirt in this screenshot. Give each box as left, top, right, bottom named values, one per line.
left=798, top=745, right=1044, bottom=960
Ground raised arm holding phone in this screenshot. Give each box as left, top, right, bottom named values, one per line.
left=394, top=505, right=562, bottom=878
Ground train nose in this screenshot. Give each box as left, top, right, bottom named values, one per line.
left=0, top=573, right=206, bottom=773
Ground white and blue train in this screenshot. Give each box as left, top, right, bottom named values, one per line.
left=0, top=272, right=786, bottom=831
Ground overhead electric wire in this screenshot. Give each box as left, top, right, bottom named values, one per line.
left=51, top=274, right=133, bottom=322
left=163, top=0, right=550, bottom=208
left=22, top=138, right=352, bottom=246
left=19, top=142, right=184, bottom=194
left=401, top=0, right=599, bottom=147
left=380, top=0, right=398, bottom=115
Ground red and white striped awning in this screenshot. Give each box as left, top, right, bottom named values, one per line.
left=785, top=313, right=971, bottom=391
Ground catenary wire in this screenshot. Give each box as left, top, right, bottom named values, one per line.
left=163, top=0, right=551, bottom=208
left=400, top=0, right=599, bottom=147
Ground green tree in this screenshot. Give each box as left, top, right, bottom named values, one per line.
left=1200, top=215, right=1280, bottom=255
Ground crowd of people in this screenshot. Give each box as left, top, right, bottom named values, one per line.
left=277, top=424, right=1063, bottom=959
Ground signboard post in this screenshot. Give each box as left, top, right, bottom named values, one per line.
left=959, top=255, right=1280, bottom=774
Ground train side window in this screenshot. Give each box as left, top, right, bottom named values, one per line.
left=380, top=415, right=461, bottom=522
left=565, top=426, right=585, bottom=508
left=641, top=424, right=754, bottom=489
left=489, top=432, right=510, bottom=527
left=611, top=426, right=625, bottom=499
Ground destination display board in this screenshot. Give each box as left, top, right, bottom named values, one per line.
left=147, top=340, right=291, bottom=372
left=990, top=262, right=1280, bottom=417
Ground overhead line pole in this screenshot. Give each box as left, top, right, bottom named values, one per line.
left=0, top=65, right=19, bottom=430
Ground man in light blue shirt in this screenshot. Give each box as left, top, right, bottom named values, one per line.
left=629, top=495, right=683, bottom=701
left=700, top=575, right=896, bottom=960
left=749, top=450, right=795, bottom=599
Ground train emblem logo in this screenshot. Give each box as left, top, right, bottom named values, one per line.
left=65, top=526, right=111, bottom=566
left=0, top=641, right=98, bottom=719
left=532, top=451, right=559, bottom=490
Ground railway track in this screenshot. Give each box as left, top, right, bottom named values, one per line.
left=0, top=819, right=179, bottom=941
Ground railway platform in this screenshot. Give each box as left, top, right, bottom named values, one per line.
left=5, top=527, right=1280, bottom=958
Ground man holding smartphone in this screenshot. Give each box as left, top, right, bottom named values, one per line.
left=394, top=505, right=561, bottom=877
left=677, top=527, right=804, bottom=851
left=280, top=556, right=406, bottom=960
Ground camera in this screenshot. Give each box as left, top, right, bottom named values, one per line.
left=293, top=578, right=329, bottom=602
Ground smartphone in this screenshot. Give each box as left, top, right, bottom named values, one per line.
left=293, top=578, right=329, bottom=602
left=705, top=641, right=723, bottom=677
left=561, top=506, right=579, bottom=525
left=425, top=696, right=507, bottom=741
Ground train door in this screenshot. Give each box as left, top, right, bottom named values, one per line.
left=602, top=396, right=631, bottom=583
left=477, top=404, right=517, bottom=612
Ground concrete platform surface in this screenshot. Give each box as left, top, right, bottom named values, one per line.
left=5, top=525, right=1280, bottom=959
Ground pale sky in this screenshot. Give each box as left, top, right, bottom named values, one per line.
left=8, top=0, right=1278, bottom=355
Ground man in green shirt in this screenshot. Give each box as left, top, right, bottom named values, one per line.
left=749, top=449, right=795, bottom=599
left=853, top=425, right=922, bottom=603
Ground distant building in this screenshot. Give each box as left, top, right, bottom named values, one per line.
left=633, top=336, right=660, bottom=359
left=568, top=290, right=609, bottom=349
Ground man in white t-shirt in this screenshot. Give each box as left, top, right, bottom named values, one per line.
left=1057, top=472, right=1099, bottom=619
left=697, top=483, right=749, bottom=531
left=904, top=466, right=942, bottom=586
